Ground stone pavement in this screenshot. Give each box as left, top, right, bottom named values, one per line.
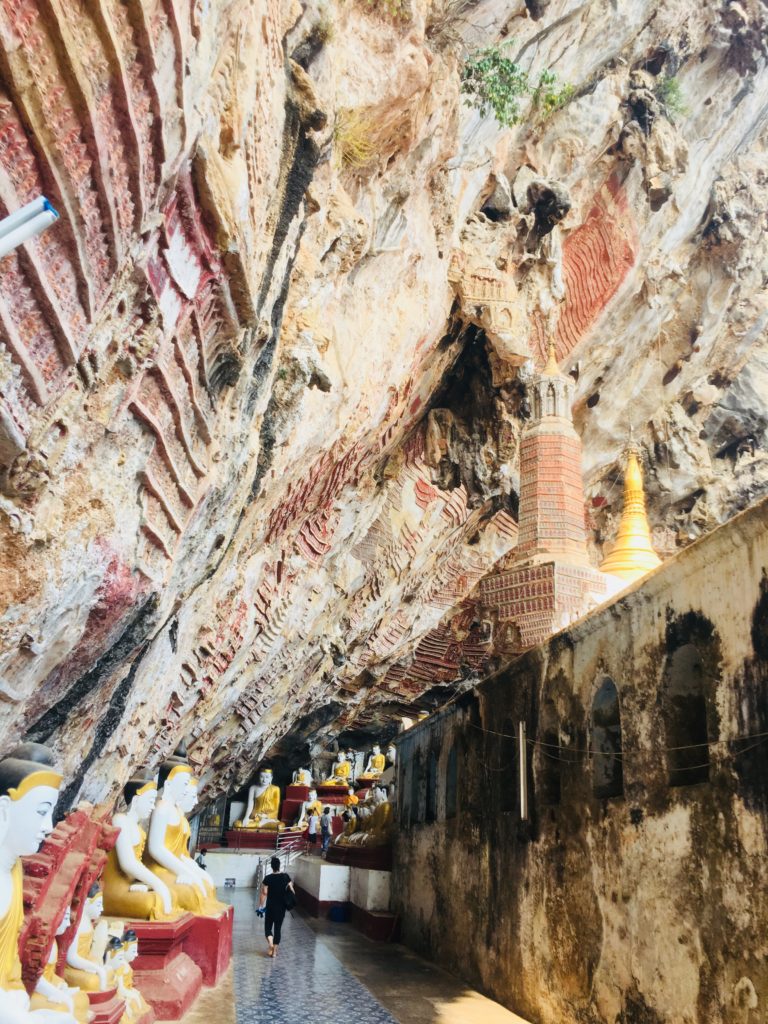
left=206, top=889, right=529, bottom=1024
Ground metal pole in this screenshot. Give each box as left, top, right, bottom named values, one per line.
left=519, top=720, right=528, bottom=821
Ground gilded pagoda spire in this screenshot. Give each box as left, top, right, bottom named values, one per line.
left=599, top=442, right=662, bottom=583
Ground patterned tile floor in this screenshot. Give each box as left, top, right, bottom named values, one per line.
left=225, top=889, right=398, bottom=1024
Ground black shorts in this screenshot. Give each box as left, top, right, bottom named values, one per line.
left=309, top=833, right=317, bottom=844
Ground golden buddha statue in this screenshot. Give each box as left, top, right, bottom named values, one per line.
left=292, top=767, right=312, bottom=787
left=297, top=789, right=323, bottom=826
left=0, top=742, right=76, bottom=1024
left=235, top=769, right=283, bottom=830
left=357, top=744, right=386, bottom=783
left=104, top=932, right=150, bottom=1024
left=103, top=774, right=178, bottom=920
left=340, top=787, right=393, bottom=848
left=600, top=443, right=662, bottom=583
left=324, top=751, right=351, bottom=786
left=30, top=908, right=89, bottom=1022
left=344, top=788, right=359, bottom=808
left=144, top=760, right=225, bottom=916
left=63, top=884, right=110, bottom=993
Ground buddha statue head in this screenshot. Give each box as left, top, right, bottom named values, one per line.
left=104, top=935, right=123, bottom=972
left=158, top=759, right=194, bottom=806
left=308, top=788, right=317, bottom=803
left=178, top=775, right=199, bottom=815
left=84, top=882, right=104, bottom=923
left=372, top=744, right=381, bottom=756
left=123, top=774, right=158, bottom=821
left=56, top=905, right=72, bottom=936
left=257, top=768, right=274, bottom=789
left=122, top=930, right=138, bottom=965
left=386, top=745, right=396, bottom=763
left=337, top=751, right=347, bottom=764
left=0, top=743, right=62, bottom=858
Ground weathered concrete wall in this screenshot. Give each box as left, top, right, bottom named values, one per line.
left=392, top=494, right=768, bottom=1024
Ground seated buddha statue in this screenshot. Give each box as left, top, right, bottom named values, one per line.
left=144, top=760, right=224, bottom=916
left=324, top=751, right=351, bottom=786
left=334, top=807, right=357, bottom=845
left=345, top=787, right=393, bottom=847
left=296, top=788, right=322, bottom=827
left=344, top=787, right=359, bottom=808
left=235, top=769, right=283, bottom=830
left=357, top=744, right=386, bottom=783
left=114, top=930, right=151, bottom=1024
left=103, top=774, right=177, bottom=920
left=0, top=743, right=77, bottom=1024
left=63, top=883, right=110, bottom=994
left=291, top=767, right=312, bottom=787
left=30, top=907, right=89, bottom=1023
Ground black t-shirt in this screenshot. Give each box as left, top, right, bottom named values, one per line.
left=263, top=871, right=291, bottom=908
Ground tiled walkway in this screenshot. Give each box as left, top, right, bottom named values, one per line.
left=227, top=889, right=397, bottom=1024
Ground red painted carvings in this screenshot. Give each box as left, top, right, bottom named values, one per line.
left=531, top=173, right=639, bottom=363
left=20, top=807, right=118, bottom=992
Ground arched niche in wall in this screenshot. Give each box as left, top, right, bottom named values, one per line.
left=426, top=748, right=438, bottom=823
left=445, top=745, right=458, bottom=819
left=539, top=699, right=561, bottom=806
left=591, top=677, right=624, bottom=799
left=664, top=643, right=710, bottom=786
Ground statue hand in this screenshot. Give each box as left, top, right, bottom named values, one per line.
left=175, top=872, right=197, bottom=886
left=128, top=883, right=149, bottom=892
left=158, top=883, right=173, bottom=914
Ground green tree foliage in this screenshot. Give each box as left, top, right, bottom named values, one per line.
left=654, top=76, right=688, bottom=123
left=461, top=46, right=573, bottom=127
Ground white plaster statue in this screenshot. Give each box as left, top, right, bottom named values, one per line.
left=30, top=908, right=89, bottom=1022
left=63, top=884, right=109, bottom=993
left=297, top=788, right=322, bottom=826
left=386, top=744, right=396, bottom=765
left=324, top=750, right=351, bottom=786
left=103, top=775, right=175, bottom=919
left=358, top=744, right=385, bottom=781
left=291, top=767, right=312, bottom=787
left=144, top=761, right=222, bottom=915
left=346, top=786, right=392, bottom=847
left=108, top=932, right=151, bottom=1024
left=0, top=744, right=76, bottom=1024
left=236, top=769, right=283, bottom=830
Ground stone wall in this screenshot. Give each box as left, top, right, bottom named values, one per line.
left=392, top=494, right=768, bottom=1024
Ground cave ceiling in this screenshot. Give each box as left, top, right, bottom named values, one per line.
left=0, top=0, right=766, bottom=808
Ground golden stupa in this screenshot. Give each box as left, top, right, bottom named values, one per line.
left=600, top=445, right=661, bottom=583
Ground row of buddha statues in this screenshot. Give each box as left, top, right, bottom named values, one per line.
left=0, top=741, right=227, bottom=1024
left=233, top=742, right=396, bottom=832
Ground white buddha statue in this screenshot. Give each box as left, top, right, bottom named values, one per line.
left=235, top=769, right=283, bottom=830
left=386, top=744, right=396, bottom=765
left=291, top=767, right=312, bottom=787
left=358, top=744, right=386, bottom=782
left=144, top=759, right=223, bottom=915
left=30, top=908, right=89, bottom=1022
left=113, top=930, right=151, bottom=1024
left=297, top=789, right=322, bottom=826
left=0, top=743, right=77, bottom=1024
left=103, top=774, right=176, bottom=920
left=345, top=786, right=392, bottom=847
left=63, top=883, right=109, bottom=994
left=324, top=751, right=351, bottom=786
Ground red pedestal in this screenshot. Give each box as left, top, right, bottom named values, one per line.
left=87, top=988, right=125, bottom=1024
left=130, top=914, right=203, bottom=1020
left=182, top=906, right=233, bottom=987
left=316, top=784, right=350, bottom=799
left=285, top=784, right=310, bottom=800
left=224, top=829, right=279, bottom=850
left=325, top=844, right=393, bottom=870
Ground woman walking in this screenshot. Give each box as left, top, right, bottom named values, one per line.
left=257, top=856, right=295, bottom=958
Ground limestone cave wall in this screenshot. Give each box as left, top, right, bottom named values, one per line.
left=0, top=0, right=767, bottom=807
left=392, top=495, right=768, bottom=1024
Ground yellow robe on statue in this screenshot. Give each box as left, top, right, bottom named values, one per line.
left=0, top=862, right=26, bottom=994
left=143, top=818, right=225, bottom=916
left=30, top=941, right=90, bottom=1023
left=327, top=761, right=351, bottom=785
left=115, top=963, right=151, bottom=1024
left=103, top=826, right=179, bottom=921
left=62, top=926, right=103, bottom=993
left=237, top=785, right=282, bottom=829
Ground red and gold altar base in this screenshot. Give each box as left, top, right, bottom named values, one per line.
left=86, top=987, right=127, bottom=1024
left=129, top=915, right=202, bottom=1020
left=182, top=905, right=233, bottom=987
